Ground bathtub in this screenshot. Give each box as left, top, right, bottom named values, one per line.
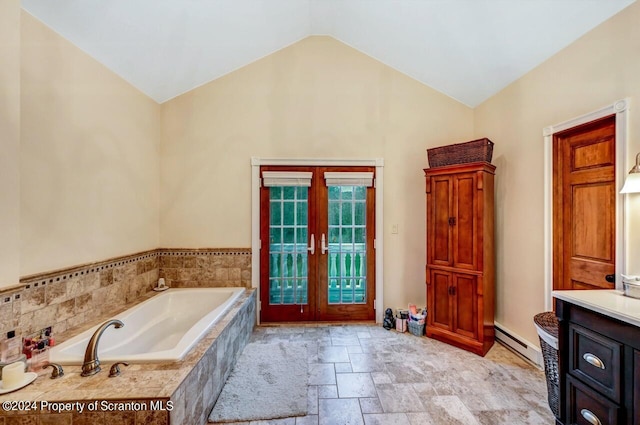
left=49, top=287, right=245, bottom=364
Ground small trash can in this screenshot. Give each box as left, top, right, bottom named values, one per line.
left=534, top=312, right=559, bottom=418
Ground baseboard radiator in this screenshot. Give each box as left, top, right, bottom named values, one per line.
left=494, top=322, right=543, bottom=368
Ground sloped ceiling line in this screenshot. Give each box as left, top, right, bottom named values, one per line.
left=21, top=0, right=635, bottom=106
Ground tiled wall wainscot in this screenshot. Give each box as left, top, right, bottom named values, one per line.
left=0, top=251, right=159, bottom=360
left=159, top=249, right=251, bottom=289
left=0, top=248, right=253, bottom=360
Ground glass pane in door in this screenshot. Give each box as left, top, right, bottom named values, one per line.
left=327, top=185, right=367, bottom=304
left=269, top=187, right=308, bottom=305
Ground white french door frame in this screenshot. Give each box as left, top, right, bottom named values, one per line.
left=251, top=157, right=385, bottom=323
left=542, top=99, right=630, bottom=311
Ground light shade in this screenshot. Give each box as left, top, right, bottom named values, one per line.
left=621, top=172, right=640, bottom=193
left=621, top=152, right=640, bottom=193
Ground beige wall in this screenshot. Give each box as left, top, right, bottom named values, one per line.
left=16, top=4, right=638, bottom=343
left=474, top=1, right=640, bottom=344
left=0, top=0, right=21, bottom=288
left=161, top=36, right=474, bottom=311
left=20, top=12, right=161, bottom=276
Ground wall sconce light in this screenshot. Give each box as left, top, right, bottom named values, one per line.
left=621, top=152, right=640, bottom=193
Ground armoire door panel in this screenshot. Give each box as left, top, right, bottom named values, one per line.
left=453, top=273, right=478, bottom=340
left=429, top=269, right=453, bottom=331
left=430, top=176, right=453, bottom=266
left=453, top=173, right=477, bottom=270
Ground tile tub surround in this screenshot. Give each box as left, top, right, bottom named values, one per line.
left=0, top=250, right=160, bottom=360
left=170, top=288, right=256, bottom=424
left=159, top=248, right=252, bottom=289
left=0, top=289, right=257, bottom=425
left=0, top=247, right=251, bottom=361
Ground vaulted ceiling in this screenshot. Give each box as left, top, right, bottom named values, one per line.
left=21, top=0, right=635, bottom=107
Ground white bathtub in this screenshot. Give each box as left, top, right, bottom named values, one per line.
left=49, top=287, right=245, bottom=364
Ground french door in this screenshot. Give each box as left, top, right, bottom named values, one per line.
left=259, top=166, right=375, bottom=322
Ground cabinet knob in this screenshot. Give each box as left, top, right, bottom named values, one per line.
left=580, top=408, right=602, bottom=425
left=583, top=353, right=605, bottom=369
left=448, top=217, right=456, bottom=226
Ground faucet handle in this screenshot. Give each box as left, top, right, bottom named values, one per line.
left=43, top=362, right=64, bottom=379
left=108, top=362, right=130, bottom=378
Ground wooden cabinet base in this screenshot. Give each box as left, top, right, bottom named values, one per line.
left=426, top=325, right=494, bottom=357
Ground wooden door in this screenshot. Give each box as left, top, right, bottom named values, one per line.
left=428, top=175, right=453, bottom=267
left=553, top=115, right=616, bottom=291
left=260, top=166, right=317, bottom=322
left=317, top=167, right=376, bottom=321
left=452, top=273, right=478, bottom=340
left=260, top=166, right=376, bottom=322
left=452, top=173, right=478, bottom=270
left=428, top=269, right=453, bottom=331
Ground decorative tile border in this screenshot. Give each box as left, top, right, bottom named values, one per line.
left=158, top=248, right=251, bottom=256
left=20, top=250, right=160, bottom=288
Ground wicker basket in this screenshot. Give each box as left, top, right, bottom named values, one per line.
left=407, top=321, right=424, bottom=337
left=534, top=312, right=559, bottom=418
left=427, top=138, right=494, bottom=167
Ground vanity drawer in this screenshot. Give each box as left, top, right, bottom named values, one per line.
left=569, top=323, right=622, bottom=402
left=567, top=375, right=621, bottom=425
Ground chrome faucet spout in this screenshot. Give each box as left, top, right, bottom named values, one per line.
left=81, top=319, right=124, bottom=377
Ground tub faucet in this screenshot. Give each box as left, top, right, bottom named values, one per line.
left=81, top=319, right=124, bottom=377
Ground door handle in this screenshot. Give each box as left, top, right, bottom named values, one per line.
left=308, top=234, right=315, bottom=255
left=321, top=233, right=328, bottom=255
left=605, top=274, right=615, bottom=283
left=448, top=217, right=456, bottom=226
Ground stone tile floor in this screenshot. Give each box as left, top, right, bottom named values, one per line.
left=213, top=325, right=554, bottom=425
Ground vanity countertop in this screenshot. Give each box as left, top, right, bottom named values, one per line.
left=553, top=289, right=640, bottom=328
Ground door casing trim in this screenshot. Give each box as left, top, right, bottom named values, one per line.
left=543, top=99, right=630, bottom=311
left=251, top=157, right=385, bottom=323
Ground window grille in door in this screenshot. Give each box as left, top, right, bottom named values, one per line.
left=327, top=185, right=367, bottom=304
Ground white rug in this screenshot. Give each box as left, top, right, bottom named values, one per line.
left=208, top=341, right=309, bottom=423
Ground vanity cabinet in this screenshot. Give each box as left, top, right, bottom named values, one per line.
left=555, top=296, right=640, bottom=425
left=424, top=162, right=495, bottom=356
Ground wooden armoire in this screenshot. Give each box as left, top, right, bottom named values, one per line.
left=424, top=161, right=495, bottom=356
